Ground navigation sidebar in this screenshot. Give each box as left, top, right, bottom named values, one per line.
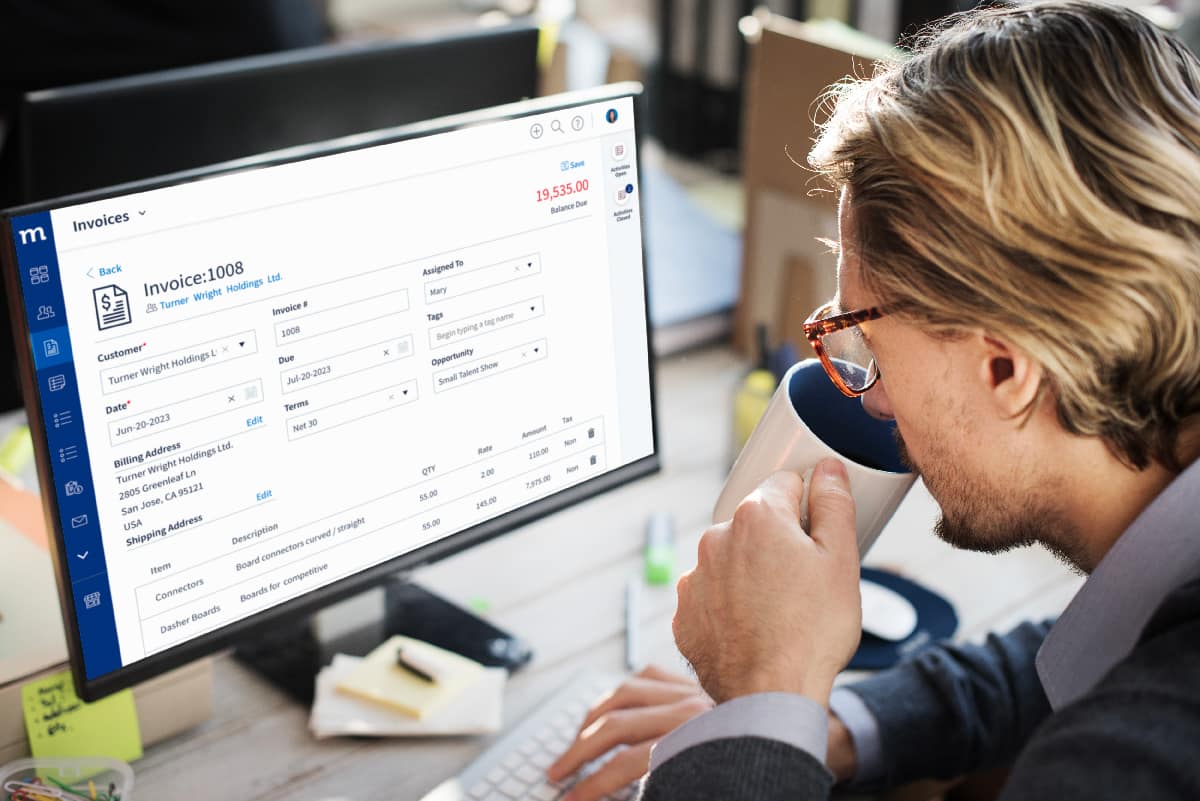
left=10, top=211, right=122, bottom=680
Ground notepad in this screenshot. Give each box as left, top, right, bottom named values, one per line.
left=311, top=654, right=504, bottom=738
left=334, top=635, right=485, bottom=719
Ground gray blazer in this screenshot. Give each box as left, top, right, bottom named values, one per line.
left=641, top=577, right=1200, bottom=800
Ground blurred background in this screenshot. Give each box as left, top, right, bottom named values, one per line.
left=1, top=0, right=1194, bottom=410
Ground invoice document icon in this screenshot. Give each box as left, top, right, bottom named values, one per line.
left=93, top=284, right=132, bottom=330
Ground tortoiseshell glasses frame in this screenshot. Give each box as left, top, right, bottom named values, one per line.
left=802, top=302, right=887, bottom=397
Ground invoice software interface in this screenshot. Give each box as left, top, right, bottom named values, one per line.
left=7, top=96, right=654, bottom=679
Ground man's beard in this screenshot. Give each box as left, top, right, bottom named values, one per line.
left=893, top=427, right=1087, bottom=572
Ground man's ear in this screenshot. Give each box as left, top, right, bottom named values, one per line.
left=978, top=333, right=1042, bottom=418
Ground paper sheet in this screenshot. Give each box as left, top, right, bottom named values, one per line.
left=311, top=654, right=505, bottom=739
left=334, top=635, right=486, bottom=719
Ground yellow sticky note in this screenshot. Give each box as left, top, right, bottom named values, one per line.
left=335, top=635, right=484, bottom=720
left=0, top=424, right=33, bottom=476
left=22, top=670, right=142, bottom=763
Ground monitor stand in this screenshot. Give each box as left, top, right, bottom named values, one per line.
left=232, top=575, right=533, bottom=703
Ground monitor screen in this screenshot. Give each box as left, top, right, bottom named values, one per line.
left=2, top=86, right=657, bottom=699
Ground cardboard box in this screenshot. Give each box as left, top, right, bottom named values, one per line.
left=734, top=13, right=897, bottom=354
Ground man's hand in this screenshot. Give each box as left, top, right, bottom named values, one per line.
left=673, top=460, right=863, bottom=706
left=546, top=666, right=712, bottom=801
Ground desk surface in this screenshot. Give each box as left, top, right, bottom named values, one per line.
left=132, top=345, right=1082, bottom=801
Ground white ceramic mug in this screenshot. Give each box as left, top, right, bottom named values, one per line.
left=713, top=359, right=916, bottom=558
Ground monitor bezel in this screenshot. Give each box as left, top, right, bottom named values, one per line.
left=1, top=83, right=660, bottom=701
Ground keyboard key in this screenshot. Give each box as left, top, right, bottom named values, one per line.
left=519, top=739, right=542, bottom=756
left=530, top=751, right=554, bottom=770
left=469, top=781, right=492, bottom=799
left=502, top=753, right=524, bottom=771
left=535, top=727, right=557, bottom=743
left=498, top=778, right=529, bottom=798
left=486, top=767, right=507, bottom=785
left=483, top=793, right=508, bottom=801
left=515, top=765, right=542, bottom=784
left=530, top=784, right=561, bottom=801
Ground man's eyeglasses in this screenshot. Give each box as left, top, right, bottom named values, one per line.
left=802, top=302, right=887, bottom=397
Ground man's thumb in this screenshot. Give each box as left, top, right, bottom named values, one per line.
left=808, top=458, right=857, bottom=554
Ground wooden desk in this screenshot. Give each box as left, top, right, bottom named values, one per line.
left=131, top=345, right=1081, bottom=800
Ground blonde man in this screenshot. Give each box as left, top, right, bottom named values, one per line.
left=546, top=2, right=1200, bottom=799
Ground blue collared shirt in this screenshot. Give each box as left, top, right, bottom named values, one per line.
left=651, top=456, right=1200, bottom=781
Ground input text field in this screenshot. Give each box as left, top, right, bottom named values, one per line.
left=280, top=335, right=413, bottom=394
left=286, top=380, right=419, bottom=441
left=428, top=296, right=545, bottom=348
left=273, top=289, right=409, bottom=346
left=109, top=380, right=264, bottom=446
left=99, top=331, right=258, bottom=394
left=424, top=254, right=541, bottom=304
left=432, top=339, right=547, bottom=392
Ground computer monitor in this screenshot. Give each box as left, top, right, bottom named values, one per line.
left=0, top=23, right=539, bottom=415
left=1, top=83, right=658, bottom=701
left=17, top=25, right=540, bottom=204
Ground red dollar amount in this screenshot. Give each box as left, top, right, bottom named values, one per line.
left=536, top=178, right=590, bottom=203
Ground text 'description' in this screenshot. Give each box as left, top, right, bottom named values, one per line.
left=287, top=380, right=418, bottom=441
left=280, top=335, right=413, bottom=394
left=433, top=339, right=547, bottom=393
left=425, top=254, right=541, bottom=304
left=429, top=296, right=545, bottom=348
left=273, top=289, right=409, bottom=346
left=99, top=331, right=258, bottom=394
left=109, top=379, right=264, bottom=446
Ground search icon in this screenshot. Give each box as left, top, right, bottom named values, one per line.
left=550, top=120, right=564, bottom=134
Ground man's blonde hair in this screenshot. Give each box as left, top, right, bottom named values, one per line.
left=810, top=0, right=1200, bottom=471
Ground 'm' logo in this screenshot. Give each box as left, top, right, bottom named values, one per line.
left=17, top=227, right=46, bottom=245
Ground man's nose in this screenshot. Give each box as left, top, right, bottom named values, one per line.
left=861, top=380, right=894, bottom=421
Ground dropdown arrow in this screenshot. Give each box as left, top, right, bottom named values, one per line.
left=76, top=551, right=88, bottom=560
left=534, top=347, right=540, bottom=353
left=402, top=389, right=409, bottom=395
left=138, top=210, right=146, bottom=216
left=239, top=341, right=245, bottom=347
